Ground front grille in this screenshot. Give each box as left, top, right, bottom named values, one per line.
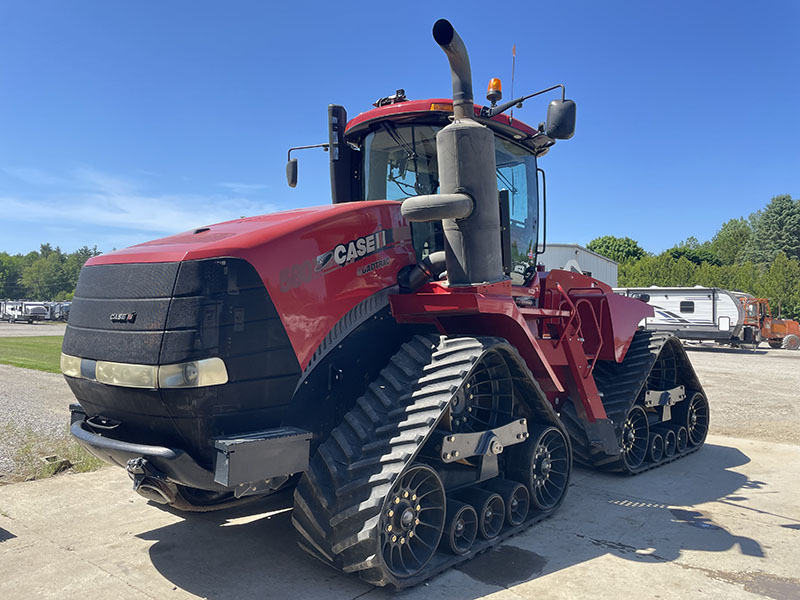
left=64, top=257, right=302, bottom=465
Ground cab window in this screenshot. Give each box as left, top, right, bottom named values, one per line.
left=362, top=123, right=539, bottom=272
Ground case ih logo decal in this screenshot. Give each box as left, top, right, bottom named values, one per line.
left=280, top=227, right=408, bottom=292
left=110, top=312, right=137, bottom=324
left=333, top=230, right=388, bottom=266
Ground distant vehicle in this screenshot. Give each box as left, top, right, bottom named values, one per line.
left=736, top=295, right=800, bottom=350
left=1, top=301, right=47, bottom=324
left=613, top=286, right=760, bottom=347
left=44, top=301, right=71, bottom=321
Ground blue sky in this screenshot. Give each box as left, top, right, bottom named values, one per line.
left=1, top=1, right=797, bottom=255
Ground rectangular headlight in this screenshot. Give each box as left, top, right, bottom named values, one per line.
left=96, top=361, right=158, bottom=389
left=60, top=354, right=227, bottom=389
left=60, top=353, right=82, bottom=378
left=158, top=357, right=229, bottom=388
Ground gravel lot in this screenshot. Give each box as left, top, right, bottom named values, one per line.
left=684, top=344, right=800, bottom=445
left=0, top=365, right=73, bottom=475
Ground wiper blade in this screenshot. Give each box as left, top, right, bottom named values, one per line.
left=382, top=121, right=416, bottom=160
left=496, top=169, right=518, bottom=194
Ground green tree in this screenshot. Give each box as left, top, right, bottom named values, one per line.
left=587, top=235, right=646, bottom=264
left=20, top=253, right=65, bottom=299
left=666, top=237, right=720, bottom=266
left=757, top=252, right=800, bottom=319
left=710, top=218, right=753, bottom=265
left=0, top=252, right=25, bottom=298
left=746, top=194, right=800, bottom=263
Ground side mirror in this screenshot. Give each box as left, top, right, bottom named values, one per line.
left=286, top=158, right=298, bottom=188
left=633, top=293, right=651, bottom=303
left=546, top=99, right=576, bottom=140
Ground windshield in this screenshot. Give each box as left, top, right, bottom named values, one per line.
left=362, top=124, right=539, bottom=280
left=363, top=123, right=440, bottom=200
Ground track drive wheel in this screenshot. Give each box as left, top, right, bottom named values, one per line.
left=621, top=405, right=649, bottom=470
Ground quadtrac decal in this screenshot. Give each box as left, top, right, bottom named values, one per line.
left=280, top=226, right=410, bottom=292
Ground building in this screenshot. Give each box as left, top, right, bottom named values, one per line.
left=538, top=243, right=618, bottom=287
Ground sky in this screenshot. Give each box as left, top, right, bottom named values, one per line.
left=1, top=1, right=798, bottom=256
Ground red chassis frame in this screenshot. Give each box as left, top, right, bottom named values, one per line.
left=390, top=269, right=653, bottom=424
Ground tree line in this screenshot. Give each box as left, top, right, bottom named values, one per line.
left=0, top=244, right=102, bottom=301
left=588, top=194, right=800, bottom=320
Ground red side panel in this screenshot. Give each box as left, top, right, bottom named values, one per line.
left=86, top=201, right=416, bottom=370
left=540, top=270, right=653, bottom=362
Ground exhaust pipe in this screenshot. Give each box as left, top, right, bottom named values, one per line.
left=401, top=19, right=504, bottom=286
left=432, top=19, right=473, bottom=120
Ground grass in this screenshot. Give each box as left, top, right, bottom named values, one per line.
left=0, top=424, right=106, bottom=484
left=0, top=336, right=63, bottom=373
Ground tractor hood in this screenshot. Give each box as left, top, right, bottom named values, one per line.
left=87, top=201, right=400, bottom=266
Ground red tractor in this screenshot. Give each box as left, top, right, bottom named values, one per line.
left=63, top=20, right=709, bottom=588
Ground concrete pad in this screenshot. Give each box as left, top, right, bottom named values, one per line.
left=1, top=434, right=799, bottom=600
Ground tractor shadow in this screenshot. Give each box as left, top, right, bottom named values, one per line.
left=139, top=443, right=776, bottom=599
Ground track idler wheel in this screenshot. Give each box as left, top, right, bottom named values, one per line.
left=683, top=392, right=710, bottom=446
left=675, top=426, right=688, bottom=452
left=621, top=405, right=649, bottom=470
left=379, top=464, right=446, bottom=578
left=647, top=433, right=664, bottom=462
left=508, top=424, right=570, bottom=511
left=661, top=428, right=677, bottom=458
left=442, top=500, right=478, bottom=555
left=482, top=479, right=530, bottom=526
left=460, top=489, right=504, bottom=540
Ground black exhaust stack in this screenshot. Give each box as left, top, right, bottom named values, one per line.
left=432, top=19, right=473, bottom=120
left=401, top=19, right=504, bottom=286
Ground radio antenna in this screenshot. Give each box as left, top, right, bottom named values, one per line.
left=510, top=44, right=517, bottom=123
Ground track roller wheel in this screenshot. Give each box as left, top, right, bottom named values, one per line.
left=508, top=424, right=570, bottom=511
left=442, top=500, right=477, bottom=555
left=379, top=464, right=446, bottom=578
left=647, top=433, right=664, bottom=462
left=621, top=405, right=649, bottom=470
left=662, top=428, right=677, bottom=458
left=482, top=479, right=530, bottom=526
left=682, top=392, right=709, bottom=446
left=460, top=488, right=504, bottom=540
left=675, top=426, right=688, bottom=452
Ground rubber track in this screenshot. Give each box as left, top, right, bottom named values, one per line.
left=291, top=334, right=564, bottom=588
left=560, top=331, right=705, bottom=474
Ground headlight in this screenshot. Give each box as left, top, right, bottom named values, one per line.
left=60, top=353, right=82, bottom=378
left=158, top=358, right=228, bottom=388
left=61, top=354, right=228, bottom=389
left=95, top=361, right=158, bottom=389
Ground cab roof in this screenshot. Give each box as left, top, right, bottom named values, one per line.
left=345, top=98, right=555, bottom=156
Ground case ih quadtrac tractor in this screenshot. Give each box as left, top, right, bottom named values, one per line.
left=63, top=20, right=709, bottom=588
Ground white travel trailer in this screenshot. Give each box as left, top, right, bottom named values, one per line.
left=613, top=286, right=758, bottom=345
left=1, top=301, right=47, bottom=324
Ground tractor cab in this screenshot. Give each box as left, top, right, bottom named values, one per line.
left=288, top=94, right=571, bottom=283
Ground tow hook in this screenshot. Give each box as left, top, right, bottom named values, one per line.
left=126, top=457, right=176, bottom=505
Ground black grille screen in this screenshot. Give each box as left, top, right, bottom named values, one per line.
left=64, top=258, right=302, bottom=465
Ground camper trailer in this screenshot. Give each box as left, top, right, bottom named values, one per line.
left=1, top=301, right=47, bottom=324
left=614, top=286, right=758, bottom=346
